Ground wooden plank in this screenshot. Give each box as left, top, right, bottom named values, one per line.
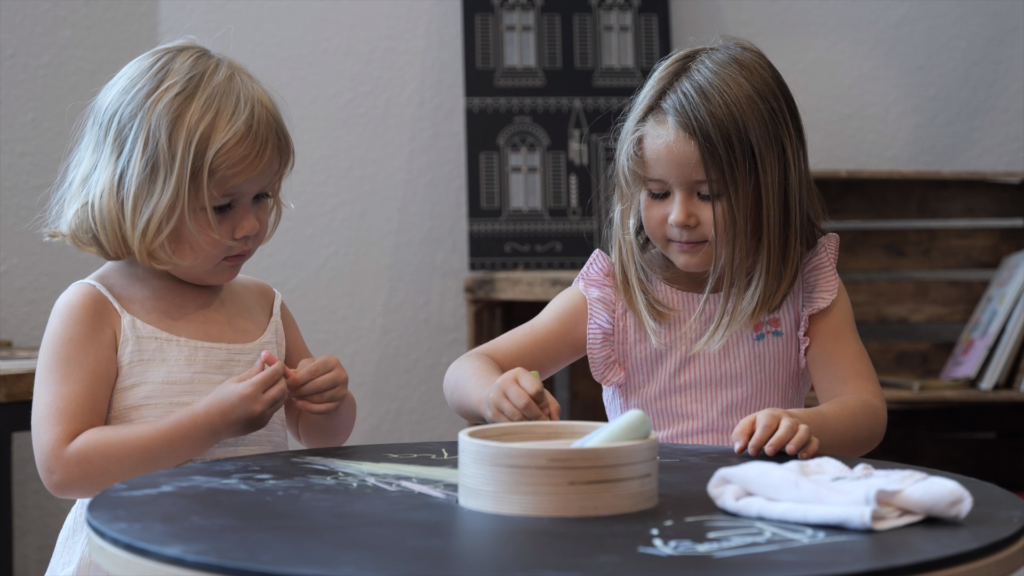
left=846, top=280, right=988, bottom=323
left=836, top=229, right=1023, bottom=270
left=0, top=350, right=37, bottom=404
left=825, top=218, right=1023, bottom=231
left=0, top=372, right=33, bottom=404
left=465, top=271, right=577, bottom=302
left=863, top=341, right=956, bottom=379
left=817, top=177, right=1024, bottom=219
left=813, top=170, right=1024, bottom=182
left=856, top=323, right=964, bottom=343
left=805, top=388, right=1024, bottom=408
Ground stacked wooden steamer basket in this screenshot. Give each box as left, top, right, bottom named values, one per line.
left=457, top=421, right=658, bottom=517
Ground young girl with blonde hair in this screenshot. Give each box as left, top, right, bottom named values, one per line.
left=444, top=38, right=886, bottom=459
left=34, top=39, right=356, bottom=575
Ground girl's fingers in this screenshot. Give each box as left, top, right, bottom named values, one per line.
left=260, top=351, right=295, bottom=379
left=730, top=414, right=756, bottom=454
left=545, top=391, right=562, bottom=421
left=517, top=371, right=550, bottom=415
left=288, top=358, right=341, bottom=390
left=798, top=436, right=820, bottom=460
left=267, top=379, right=290, bottom=411
left=746, top=414, right=780, bottom=457
left=507, top=385, right=548, bottom=421
left=764, top=418, right=798, bottom=456
left=289, top=374, right=340, bottom=399
left=786, top=424, right=813, bottom=456
left=292, top=388, right=348, bottom=405
left=497, top=394, right=531, bottom=422
left=250, top=360, right=286, bottom=392
left=294, top=399, right=341, bottom=414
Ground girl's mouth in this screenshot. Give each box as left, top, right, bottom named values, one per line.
left=223, top=251, right=250, bottom=264
left=670, top=240, right=708, bottom=251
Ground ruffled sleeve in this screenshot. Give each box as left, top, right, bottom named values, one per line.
left=573, top=250, right=626, bottom=387
left=798, top=233, right=841, bottom=370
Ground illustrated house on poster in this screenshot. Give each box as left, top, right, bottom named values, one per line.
left=463, top=0, right=671, bottom=270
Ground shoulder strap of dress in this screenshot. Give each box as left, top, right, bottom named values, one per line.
left=271, top=289, right=282, bottom=320
left=72, top=279, right=126, bottom=317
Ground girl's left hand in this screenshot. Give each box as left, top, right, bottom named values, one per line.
left=731, top=408, right=820, bottom=459
left=262, top=351, right=349, bottom=415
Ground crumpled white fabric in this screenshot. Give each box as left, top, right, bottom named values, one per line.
left=706, top=456, right=973, bottom=531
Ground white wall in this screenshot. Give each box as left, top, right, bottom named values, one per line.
left=671, top=0, right=1024, bottom=171
left=156, top=1, right=470, bottom=445
left=2, top=4, right=158, bottom=574
left=0, top=0, right=159, bottom=350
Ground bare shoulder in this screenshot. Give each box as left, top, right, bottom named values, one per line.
left=51, top=280, right=121, bottom=331
left=38, top=280, right=121, bottom=378
left=232, top=274, right=277, bottom=308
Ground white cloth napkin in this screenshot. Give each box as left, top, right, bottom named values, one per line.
left=706, top=456, right=973, bottom=531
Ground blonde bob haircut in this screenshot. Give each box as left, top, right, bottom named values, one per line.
left=44, top=39, right=294, bottom=268
left=609, top=37, right=826, bottom=350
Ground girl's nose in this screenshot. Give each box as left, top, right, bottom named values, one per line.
left=233, top=208, right=261, bottom=239
left=668, top=196, right=696, bottom=228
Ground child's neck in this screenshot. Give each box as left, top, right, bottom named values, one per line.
left=651, top=254, right=719, bottom=294
left=111, top=259, right=226, bottom=305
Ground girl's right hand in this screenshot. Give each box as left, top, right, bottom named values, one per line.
left=199, top=354, right=289, bottom=441
left=482, top=368, right=561, bottom=423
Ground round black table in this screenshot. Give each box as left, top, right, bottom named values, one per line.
left=87, top=442, right=1024, bottom=576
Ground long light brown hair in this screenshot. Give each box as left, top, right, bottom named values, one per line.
left=43, top=39, right=294, bottom=268
left=609, top=38, right=826, bottom=350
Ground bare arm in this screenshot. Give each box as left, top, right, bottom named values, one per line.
left=31, top=285, right=288, bottom=498
left=280, top=302, right=356, bottom=448
left=443, top=285, right=589, bottom=423
left=791, top=281, right=887, bottom=455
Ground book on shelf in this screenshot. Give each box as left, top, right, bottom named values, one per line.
left=1016, top=346, right=1024, bottom=392
left=974, top=291, right=1024, bottom=391
left=939, top=249, right=1024, bottom=387
left=878, top=376, right=972, bottom=392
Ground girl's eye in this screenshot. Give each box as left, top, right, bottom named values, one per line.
left=696, top=191, right=713, bottom=203
left=646, top=190, right=670, bottom=201
left=212, top=202, right=233, bottom=215
left=254, top=191, right=273, bottom=202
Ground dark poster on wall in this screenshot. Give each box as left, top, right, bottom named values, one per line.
left=463, top=0, right=671, bottom=270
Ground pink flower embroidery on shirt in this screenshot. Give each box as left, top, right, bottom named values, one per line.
left=753, top=316, right=784, bottom=341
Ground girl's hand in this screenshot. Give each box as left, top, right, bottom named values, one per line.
left=200, top=354, right=289, bottom=441
left=264, top=351, right=350, bottom=415
left=482, top=368, right=561, bottom=423
left=731, top=408, right=820, bottom=459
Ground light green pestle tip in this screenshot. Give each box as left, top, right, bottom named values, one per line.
left=530, top=370, right=540, bottom=379
left=571, top=409, right=653, bottom=447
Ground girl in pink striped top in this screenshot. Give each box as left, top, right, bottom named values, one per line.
left=445, top=38, right=886, bottom=459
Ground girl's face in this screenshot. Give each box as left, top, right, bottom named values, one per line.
left=639, top=123, right=720, bottom=292
left=166, top=161, right=278, bottom=286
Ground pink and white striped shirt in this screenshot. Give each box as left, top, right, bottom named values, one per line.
left=573, top=233, right=841, bottom=446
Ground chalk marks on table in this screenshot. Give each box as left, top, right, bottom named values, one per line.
left=638, top=515, right=856, bottom=559
left=297, top=457, right=459, bottom=500
left=108, top=473, right=307, bottom=496
left=382, top=448, right=457, bottom=460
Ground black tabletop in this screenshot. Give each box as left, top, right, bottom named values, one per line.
left=87, top=442, right=1024, bottom=576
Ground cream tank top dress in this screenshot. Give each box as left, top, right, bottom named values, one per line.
left=46, top=279, right=290, bottom=576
